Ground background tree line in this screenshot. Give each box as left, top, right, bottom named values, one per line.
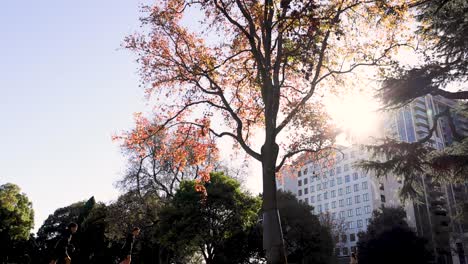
left=0, top=173, right=337, bottom=264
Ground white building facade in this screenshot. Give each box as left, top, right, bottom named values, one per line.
left=277, top=145, right=407, bottom=257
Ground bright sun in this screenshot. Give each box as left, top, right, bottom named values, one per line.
left=325, top=91, right=382, bottom=143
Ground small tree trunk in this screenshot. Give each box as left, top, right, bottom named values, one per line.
left=262, top=142, right=288, bottom=264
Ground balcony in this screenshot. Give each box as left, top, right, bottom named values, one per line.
left=415, top=117, right=430, bottom=128
left=432, top=205, right=448, bottom=216
left=413, top=99, right=426, bottom=111
left=414, top=109, right=428, bottom=119
left=430, top=197, right=446, bottom=207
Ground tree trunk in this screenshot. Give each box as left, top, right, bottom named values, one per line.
left=262, top=142, right=288, bottom=264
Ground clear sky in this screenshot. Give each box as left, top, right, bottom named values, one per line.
left=0, top=0, right=150, bottom=232
left=0, top=0, right=382, bottom=233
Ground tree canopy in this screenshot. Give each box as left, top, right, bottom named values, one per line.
left=157, top=172, right=262, bottom=264
left=0, top=183, right=34, bottom=242
left=121, top=0, right=413, bottom=262
left=276, top=191, right=334, bottom=264
left=357, top=207, right=433, bottom=264
left=0, top=183, right=35, bottom=262
left=359, top=0, right=468, bottom=199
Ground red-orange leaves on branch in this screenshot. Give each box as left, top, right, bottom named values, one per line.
left=125, top=0, right=412, bottom=262
left=114, top=113, right=218, bottom=198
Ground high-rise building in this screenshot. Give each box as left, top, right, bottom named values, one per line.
left=277, top=145, right=409, bottom=259
left=388, top=95, right=468, bottom=264
left=277, top=94, right=468, bottom=264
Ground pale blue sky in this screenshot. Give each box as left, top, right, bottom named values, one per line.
left=0, top=0, right=149, bottom=232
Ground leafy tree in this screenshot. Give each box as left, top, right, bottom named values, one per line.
left=114, top=118, right=219, bottom=199
left=105, top=191, right=168, bottom=264
left=357, top=207, right=432, bottom=264
left=276, top=191, right=334, bottom=264
left=0, top=183, right=35, bottom=262
left=157, top=172, right=261, bottom=264
left=36, top=197, right=103, bottom=263
left=122, top=0, right=412, bottom=262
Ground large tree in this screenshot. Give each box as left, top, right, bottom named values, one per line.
left=0, top=183, right=35, bottom=262
left=357, top=207, right=433, bottom=264
left=122, top=0, right=411, bottom=262
left=157, top=172, right=261, bottom=264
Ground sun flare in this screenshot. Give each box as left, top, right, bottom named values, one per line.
left=325, top=91, right=383, bottom=143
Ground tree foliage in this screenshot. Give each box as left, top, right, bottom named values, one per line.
left=0, top=183, right=35, bottom=262
left=0, top=183, right=34, bottom=242
left=276, top=191, right=334, bottom=264
left=357, top=207, right=433, bottom=264
left=122, top=0, right=412, bottom=261
left=157, top=172, right=262, bottom=264
left=359, top=0, right=468, bottom=199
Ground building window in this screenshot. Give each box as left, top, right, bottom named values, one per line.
left=323, top=181, right=328, bottom=189
left=324, top=192, right=328, bottom=200
left=304, top=178, right=308, bottom=185
left=345, top=175, right=350, bottom=183
left=344, top=164, right=349, bottom=171
left=318, top=205, right=322, bottom=213
left=350, top=233, right=356, bottom=242
left=330, top=169, right=335, bottom=176
left=331, top=190, right=336, bottom=198
left=304, top=168, right=308, bottom=175
left=342, top=234, right=347, bottom=243
left=357, top=219, right=363, bottom=228
left=379, top=183, right=385, bottom=191
left=356, top=207, right=362, bottom=215
left=304, top=188, right=308, bottom=195
left=381, top=195, right=386, bottom=203
left=347, top=197, right=352, bottom=205
left=365, top=206, right=371, bottom=214
left=311, top=185, right=315, bottom=192
left=363, top=193, right=369, bottom=201
left=339, top=199, right=344, bottom=207
left=348, top=209, right=353, bottom=217
left=317, top=194, right=322, bottom=201
left=337, top=177, right=343, bottom=185
left=337, top=167, right=342, bottom=174
left=355, top=195, right=361, bottom=203
left=351, top=246, right=357, bottom=254
left=354, top=183, right=359, bottom=192
left=348, top=221, right=355, bottom=229
left=311, top=196, right=315, bottom=203
left=325, top=203, right=329, bottom=211
left=362, top=181, right=368, bottom=190
left=353, top=172, right=358, bottom=180
left=330, top=179, right=335, bottom=187
left=317, top=184, right=322, bottom=191
left=338, top=188, right=343, bottom=196
left=332, top=201, right=337, bottom=208
left=343, top=247, right=349, bottom=256
left=335, top=248, right=341, bottom=256
left=298, top=170, right=302, bottom=177
left=340, top=211, right=345, bottom=218
left=298, top=180, right=302, bottom=186
left=332, top=212, right=337, bottom=219
left=361, top=172, right=366, bottom=178
left=298, top=189, right=302, bottom=196
left=346, top=186, right=351, bottom=194
left=304, top=197, right=309, bottom=204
